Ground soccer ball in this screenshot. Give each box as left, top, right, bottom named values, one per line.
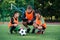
left=19, top=28, right=26, bottom=36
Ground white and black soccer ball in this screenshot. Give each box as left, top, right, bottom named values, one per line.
left=19, top=28, right=26, bottom=36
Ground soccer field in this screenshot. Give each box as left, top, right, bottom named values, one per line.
left=0, top=24, right=60, bottom=40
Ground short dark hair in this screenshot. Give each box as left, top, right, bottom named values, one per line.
left=35, top=9, right=41, bottom=15
left=13, top=11, right=19, bottom=16
left=27, top=5, right=32, bottom=9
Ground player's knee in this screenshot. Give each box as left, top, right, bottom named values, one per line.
left=33, top=23, right=37, bottom=28
left=33, top=22, right=36, bottom=26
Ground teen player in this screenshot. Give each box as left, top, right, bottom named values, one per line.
left=22, top=5, right=35, bottom=33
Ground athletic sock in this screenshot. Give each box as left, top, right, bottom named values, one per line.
left=41, top=29, right=45, bottom=34
left=26, top=28, right=31, bottom=33
left=31, top=28, right=35, bottom=33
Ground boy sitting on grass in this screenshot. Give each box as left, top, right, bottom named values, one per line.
left=32, top=10, right=46, bottom=34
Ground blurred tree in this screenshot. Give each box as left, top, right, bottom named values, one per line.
left=0, top=0, right=60, bottom=21
left=15, top=0, right=34, bottom=9
left=34, top=0, right=60, bottom=21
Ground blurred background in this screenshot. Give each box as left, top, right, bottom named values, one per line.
left=0, top=0, right=60, bottom=22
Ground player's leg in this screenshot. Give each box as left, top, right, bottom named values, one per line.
left=10, top=26, right=16, bottom=34
left=32, top=23, right=38, bottom=33
left=41, top=23, right=46, bottom=34
left=31, top=27, right=36, bottom=33
left=10, top=27, right=13, bottom=34
left=14, top=27, right=17, bottom=33
left=37, top=26, right=42, bottom=34
left=27, top=21, right=35, bottom=33
left=41, top=27, right=45, bottom=34
left=22, top=21, right=30, bottom=33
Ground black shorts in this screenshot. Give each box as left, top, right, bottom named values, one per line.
left=22, top=18, right=33, bottom=25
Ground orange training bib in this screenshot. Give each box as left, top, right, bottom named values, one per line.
left=25, top=11, right=33, bottom=20
left=36, top=17, right=42, bottom=25
left=8, top=18, right=18, bottom=28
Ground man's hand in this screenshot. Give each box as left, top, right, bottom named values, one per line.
left=38, top=26, right=42, bottom=30
left=38, top=25, right=42, bottom=29
left=13, top=24, right=18, bottom=26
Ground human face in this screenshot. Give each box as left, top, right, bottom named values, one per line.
left=35, top=13, right=41, bottom=18
left=14, top=13, right=19, bottom=18
left=27, top=8, right=32, bottom=13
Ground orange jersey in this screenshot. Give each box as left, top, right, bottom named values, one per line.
left=8, top=17, right=18, bottom=28
left=35, top=17, right=42, bottom=25
left=25, top=11, right=34, bottom=20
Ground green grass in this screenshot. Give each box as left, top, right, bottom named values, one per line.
left=0, top=24, right=60, bottom=40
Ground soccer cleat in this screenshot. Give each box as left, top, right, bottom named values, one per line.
left=36, top=31, right=42, bottom=34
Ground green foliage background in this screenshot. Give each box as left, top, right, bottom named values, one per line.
left=0, top=0, right=60, bottom=22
